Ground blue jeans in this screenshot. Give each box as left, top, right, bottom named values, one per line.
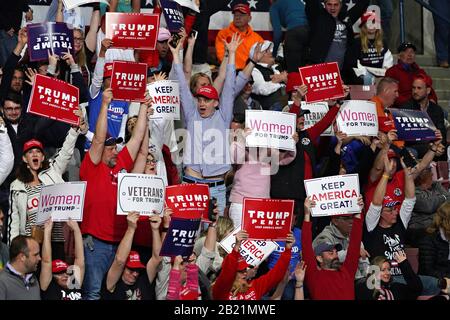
left=429, top=0, right=450, bottom=63
left=372, top=0, right=394, bottom=43
left=183, top=175, right=226, bottom=217
left=0, top=30, right=18, bottom=67
left=392, top=274, right=441, bottom=296
left=363, top=72, right=375, bottom=85
left=82, top=236, right=118, bottom=300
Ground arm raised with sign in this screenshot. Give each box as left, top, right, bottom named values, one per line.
left=131, top=119, right=150, bottom=174
left=39, top=219, right=54, bottom=291
left=398, top=159, right=416, bottom=229
left=106, top=211, right=140, bottom=292
left=307, top=103, right=340, bottom=142
left=147, top=214, right=163, bottom=283
left=410, top=130, right=443, bottom=180
left=126, top=96, right=153, bottom=162
left=342, top=196, right=364, bottom=276
left=301, top=198, right=319, bottom=278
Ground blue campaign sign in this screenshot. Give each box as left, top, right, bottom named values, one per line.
left=160, top=0, right=184, bottom=33
left=27, top=22, right=74, bottom=62
left=390, top=109, right=437, bottom=141
left=160, top=218, right=201, bottom=258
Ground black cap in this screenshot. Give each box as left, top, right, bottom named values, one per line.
left=105, top=134, right=123, bottom=146
left=397, top=42, right=416, bottom=53
left=299, top=109, right=311, bottom=116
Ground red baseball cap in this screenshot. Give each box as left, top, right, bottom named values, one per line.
left=52, top=259, right=69, bottom=273
left=359, top=11, right=379, bottom=28
left=286, top=72, right=303, bottom=93
left=104, top=62, right=113, bottom=78
left=23, top=139, right=44, bottom=154
left=387, top=149, right=399, bottom=159
left=195, top=85, right=219, bottom=100
left=232, top=3, right=251, bottom=15
left=237, top=256, right=249, bottom=271
left=126, top=251, right=145, bottom=269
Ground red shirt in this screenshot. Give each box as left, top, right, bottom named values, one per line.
left=364, top=170, right=405, bottom=209
left=80, top=147, right=134, bottom=242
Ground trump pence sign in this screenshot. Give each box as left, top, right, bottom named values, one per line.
left=241, top=198, right=294, bottom=241
left=105, top=12, right=159, bottom=49
left=299, top=62, right=345, bottom=103
left=111, top=61, right=147, bottom=102
left=27, top=74, right=79, bottom=126
left=165, top=184, right=210, bottom=221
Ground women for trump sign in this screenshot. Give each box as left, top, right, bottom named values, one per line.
left=241, top=198, right=294, bottom=241
left=27, top=74, right=80, bottom=126
left=304, top=174, right=360, bottom=217
left=336, top=100, right=378, bottom=136
left=299, top=62, right=345, bottom=103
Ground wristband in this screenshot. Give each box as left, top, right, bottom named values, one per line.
left=161, top=227, right=169, bottom=233
left=295, top=284, right=304, bottom=289
left=382, top=174, right=390, bottom=179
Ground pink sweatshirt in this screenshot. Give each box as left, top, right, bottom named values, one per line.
left=229, top=140, right=296, bottom=204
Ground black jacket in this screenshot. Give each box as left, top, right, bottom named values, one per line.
left=304, top=0, right=369, bottom=83
left=0, top=1, right=30, bottom=32
left=419, top=231, right=450, bottom=279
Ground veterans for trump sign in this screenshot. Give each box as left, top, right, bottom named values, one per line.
left=111, top=61, right=147, bottom=102
left=390, top=109, right=437, bottom=141
left=336, top=100, right=378, bottom=136
left=105, top=12, right=159, bottom=49
left=27, top=74, right=80, bottom=126
left=304, top=174, right=360, bottom=217
left=219, top=226, right=279, bottom=267
left=245, top=110, right=296, bottom=151
left=299, top=62, right=345, bottom=103
left=165, top=184, right=209, bottom=220
left=117, top=173, right=165, bottom=216
left=147, top=80, right=180, bottom=120
left=160, top=218, right=201, bottom=258
left=241, top=198, right=294, bottom=241
left=36, top=182, right=86, bottom=225
left=300, top=101, right=333, bottom=136
left=27, top=22, right=74, bottom=62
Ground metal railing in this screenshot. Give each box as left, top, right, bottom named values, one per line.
left=399, top=0, right=450, bottom=43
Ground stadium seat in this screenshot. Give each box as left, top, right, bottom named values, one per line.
left=348, top=85, right=376, bottom=100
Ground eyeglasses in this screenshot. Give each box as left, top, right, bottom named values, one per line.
left=74, top=37, right=84, bottom=43
left=146, top=159, right=157, bottom=164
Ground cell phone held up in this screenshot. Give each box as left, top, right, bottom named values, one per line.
left=399, top=148, right=418, bottom=168
left=169, top=33, right=182, bottom=48
left=208, top=197, right=217, bottom=222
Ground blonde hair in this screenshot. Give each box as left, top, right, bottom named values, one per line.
left=215, top=216, right=234, bottom=242
left=428, top=202, right=450, bottom=240
left=189, top=73, right=212, bottom=94
left=74, top=29, right=87, bottom=68
left=360, top=25, right=384, bottom=55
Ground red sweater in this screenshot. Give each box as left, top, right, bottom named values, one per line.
left=385, top=62, right=438, bottom=107
left=301, top=216, right=363, bottom=300
left=212, top=249, right=291, bottom=300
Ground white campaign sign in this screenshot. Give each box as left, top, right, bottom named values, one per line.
left=219, top=226, right=278, bottom=267
left=36, top=182, right=86, bottom=224
left=117, top=173, right=165, bottom=215
left=63, top=0, right=110, bottom=10
left=245, top=110, right=296, bottom=151
left=300, top=101, right=334, bottom=136
left=336, top=100, right=378, bottom=136
left=304, top=174, right=360, bottom=217
left=147, top=80, right=180, bottom=120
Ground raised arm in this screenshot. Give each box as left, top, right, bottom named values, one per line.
left=342, top=196, right=364, bottom=275
left=106, top=212, right=139, bottom=292
left=56, top=0, right=63, bottom=23
left=85, top=7, right=101, bottom=53
left=67, top=219, right=85, bottom=289
left=131, top=120, right=150, bottom=173
left=39, top=220, right=54, bottom=291
left=147, top=214, right=163, bottom=283
left=89, top=88, right=112, bottom=165
left=411, top=130, right=443, bottom=180
left=126, top=96, right=152, bottom=162
left=301, top=198, right=319, bottom=275
left=183, top=32, right=196, bottom=82
left=89, top=38, right=112, bottom=98
left=399, top=160, right=416, bottom=228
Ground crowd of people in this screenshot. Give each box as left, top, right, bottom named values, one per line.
left=0, top=0, right=449, bottom=301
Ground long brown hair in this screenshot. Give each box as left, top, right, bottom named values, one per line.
left=15, top=157, right=49, bottom=184
left=427, top=202, right=450, bottom=240
left=360, top=25, right=384, bottom=54
left=74, top=29, right=87, bottom=67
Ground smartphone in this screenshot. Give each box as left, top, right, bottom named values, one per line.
left=169, top=33, right=181, bottom=48
left=399, top=148, right=418, bottom=168
left=190, top=29, right=198, bottom=40
left=208, top=197, right=217, bottom=222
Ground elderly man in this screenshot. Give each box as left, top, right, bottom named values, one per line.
left=385, top=42, right=438, bottom=107
left=215, top=3, right=263, bottom=69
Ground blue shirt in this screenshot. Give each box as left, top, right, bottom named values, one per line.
left=267, top=227, right=302, bottom=273
left=270, top=0, right=308, bottom=55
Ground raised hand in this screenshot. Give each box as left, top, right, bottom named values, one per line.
left=235, top=230, right=249, bottom=243
left=149, top=214, right=162, bottom=230
left=48, top=50, right=59, bottom=66
left=393, top=249, right=407, bottom=264
left=304, top=197, right=316, bottom=213
left=126, top=211, right=140, bottom=230
left=62, top=52, right=76, bottom=66
left=297, top=84, right=308, bottom=97
left=163, top=207, right=173, bottom=229
left=154, top=72, right=167, bottom=82
left=100, top=38, right=113, bottom=54
left=357, top=194, right=364, bottom=211
left=102, top=88, right=113, bottom=105
left=294, top=261, right=306, bottom=283
left=250, top=42, right=264, bottom=63
left=73, top=108, right=88, bottom=134
left=18, top=27, right=28, bottom=46
left=24, top=68, right=37, bottom=86
left=224, top=33, right=243, bottom=54
left=66, top=218, right=80, bottom=232
left=285, top=232, right=295, bottom=249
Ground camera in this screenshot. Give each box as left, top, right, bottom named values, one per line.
left=208, top=197, right=217, bottom=222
